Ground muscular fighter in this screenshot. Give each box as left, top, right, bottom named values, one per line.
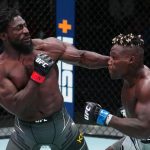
left=84, top=33, right=150, bottom=150
left=0, top=8, right=109, bottom=150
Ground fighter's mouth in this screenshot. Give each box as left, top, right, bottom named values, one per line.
left=23, top=35, right=31, bottom=40
left=22, top=37, right=31, bottom=42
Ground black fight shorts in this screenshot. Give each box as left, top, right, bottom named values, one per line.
left=6, top=106, right=88, bottom=150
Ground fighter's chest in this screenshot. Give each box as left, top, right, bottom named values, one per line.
left=6, top=58, right=34, bottom=90
left=121, top=86, right=137, bottom=116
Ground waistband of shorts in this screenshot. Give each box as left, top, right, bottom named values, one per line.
left=17, top=105, right=67, bottom=124
left=17, top=115, right=53, bottom=124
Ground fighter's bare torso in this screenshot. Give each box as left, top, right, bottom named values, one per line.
left=121, top=66, right=150, bottom=118
left=0, top=49, right=63, bottom=121
left=0, top=36, right=109, bottom=122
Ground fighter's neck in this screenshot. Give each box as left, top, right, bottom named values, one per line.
left=3, top=43, right=20, bottom=59
left=123, top=65, right=145, bottom=87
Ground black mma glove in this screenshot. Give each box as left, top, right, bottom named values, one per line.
left=84, top=102, right=113, bottom=126
left=31, top=53, right=54, bottom=83
left=84, top=102, right=101, bottom=123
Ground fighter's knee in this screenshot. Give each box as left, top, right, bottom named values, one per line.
left=105, top=146, right=114, bottom=150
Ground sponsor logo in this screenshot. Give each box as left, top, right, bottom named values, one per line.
left=77, top=132, right=84, bottom=143
left=57, top=36, right=73, bottom=103
left=84, top=105, right=91, bottom=120
left=36, top=58, right=48, bottom=68
left=58, top=19, right=72, bottom=33
left=35, top=119, right=48, bottom=123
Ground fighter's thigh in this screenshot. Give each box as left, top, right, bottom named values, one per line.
left=6, top=139, right=22, bottom=150
left=105, top=137, right=126, bottom=150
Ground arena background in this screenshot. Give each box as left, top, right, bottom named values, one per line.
left=0, top=0, right=150, bottom=139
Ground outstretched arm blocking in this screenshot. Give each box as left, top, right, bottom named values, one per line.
left=32, top=38, right=109, bottom=69
left=110, top=81, right=150, bottom=138
left=84, top=80, right=150, bottom=139
left=84, top=101, right=150, bottom=138
left=62, top=42, right=109, bottom=69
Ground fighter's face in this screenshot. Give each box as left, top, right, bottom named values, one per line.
left=6, top=16, right=33, bottom=54
left=108, top=44, right=131, bottom=79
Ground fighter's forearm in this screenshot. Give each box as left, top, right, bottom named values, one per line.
left=76, top=51, right=109, bottom=69
left=109, top=116, right=150, bottom=139
left=62, top=49, right=109, bottom=69
left=32, top=38, right=110, bottom=68
left=13, top=80, right=39, bottom=114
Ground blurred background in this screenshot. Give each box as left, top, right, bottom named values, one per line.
left=0, top=0, right=150, bottom=147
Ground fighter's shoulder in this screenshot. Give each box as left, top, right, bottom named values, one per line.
left=32, top=37, right=62, bottom=45
left=136, top=74, right=150, bottom=95
left=43, top=37, right=60, bottom=43
left=32, top=37, right=65, bottom=50
left=33, top=49, right=48, bottom=55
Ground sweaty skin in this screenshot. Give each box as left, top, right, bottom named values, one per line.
left=108, top=44, right=150, bottom=139
left=0, top=16, right=109, bottom=121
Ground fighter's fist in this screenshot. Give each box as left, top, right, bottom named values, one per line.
left=84, top=102, right=112, bottom=126
left=84, top=102, right=101, bottom=123
left=31, top=53, right=54, bottom=83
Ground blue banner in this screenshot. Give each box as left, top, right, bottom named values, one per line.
left=56, top=0, right=75, bottom=118
left=56, top=0, right=75, bottom=37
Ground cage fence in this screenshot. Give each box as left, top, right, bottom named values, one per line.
left=0, top=0, right=150, bottom=139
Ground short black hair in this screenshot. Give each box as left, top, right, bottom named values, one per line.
left=112, top=33, right=144, bottom=48
left=0, top=8, right=21, bottom=32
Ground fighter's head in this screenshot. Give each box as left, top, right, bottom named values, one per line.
left=0, top=8, right=33, bottom=54
left=108, top=33, right=144, bottom=79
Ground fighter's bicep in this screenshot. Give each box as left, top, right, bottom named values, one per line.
left=0, top=78, right=18, bottom=108
left=33, top=38, right=67, bottom=61
left=135, top=81, right=150, bottom=121
left=135, top=101, right=150, bottom=121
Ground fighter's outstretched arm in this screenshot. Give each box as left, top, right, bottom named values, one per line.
left=32, top=37, right=109, bottom=69
left=109, top=81, right=150, bottom=138
left=84, top=81, right=150, bottom=139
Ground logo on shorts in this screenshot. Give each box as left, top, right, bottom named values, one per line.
left=35, top=119, right=48, bottom=123
left=40, top=145, right=51, bottom=150
left=77, top=132, right=84, bottom=144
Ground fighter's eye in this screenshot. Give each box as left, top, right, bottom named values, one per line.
left=15, top=24, right=24, bottom=30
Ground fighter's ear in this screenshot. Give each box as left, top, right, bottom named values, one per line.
left=0, top=32, right=7, bottom=41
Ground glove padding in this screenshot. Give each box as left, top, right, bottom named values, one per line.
left=31, top=53, right=54, bottom=83
left=84, top=102, right=111, bottom=125
left=34, top=53, right=54, bottom=75
left=84, top=102, right=101, bottom=123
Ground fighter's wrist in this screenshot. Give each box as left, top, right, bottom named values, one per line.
left=31, top=71, right=46, bottom=84
left=105, top=114, right=113, bottom=126
left=96, top=109, right=111, bottom=126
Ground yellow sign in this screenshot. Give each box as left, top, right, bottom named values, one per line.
left=77, top=132, right=84, bottom=143
left=58, top=19, right=72, bottom=33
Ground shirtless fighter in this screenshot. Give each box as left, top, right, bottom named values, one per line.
left=0, top=8, right=109, bottom=150
left=84, top=33, right=150, bottom=150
